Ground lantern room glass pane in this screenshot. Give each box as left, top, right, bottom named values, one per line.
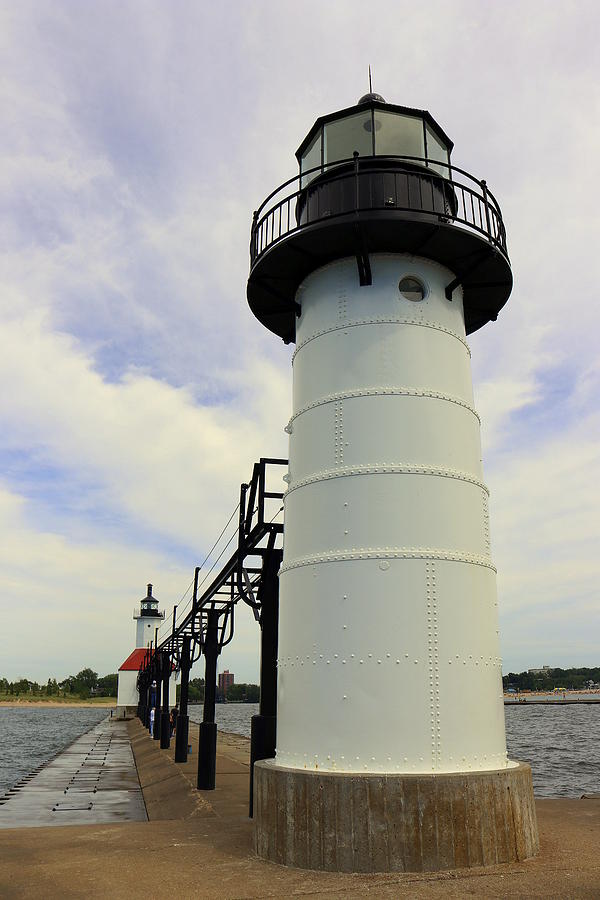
left=425, top=123, right=450, bottom=176
left=374, top=111, right=425, bottom=160
left=300, top=131, right=322, bottom=187
left=323, top=111, right=373, bottom=166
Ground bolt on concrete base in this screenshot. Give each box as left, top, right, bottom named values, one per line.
left=254, top=760, right=538, bottom=872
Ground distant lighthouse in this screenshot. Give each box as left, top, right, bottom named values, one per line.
left=117, top=584, right=175, bottom=716
left=248, top=93, right=538, bottom=871
left=133, top=583, right=164, bottom=648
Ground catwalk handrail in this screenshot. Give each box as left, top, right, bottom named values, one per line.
left=140, top=457, right=286, bottom=672
left=250, top=154, right=507, bottom=265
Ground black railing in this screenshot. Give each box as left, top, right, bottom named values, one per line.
left=136, top=457, right=286, bottom=797
left=250, top=155, right=507, bottom=267
left=133, top=607, right=165, bottom=618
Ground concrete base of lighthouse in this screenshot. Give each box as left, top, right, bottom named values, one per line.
left=254, top=760, right=538, bottom=873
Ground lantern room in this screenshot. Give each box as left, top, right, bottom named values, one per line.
left=297, top=93, right=453, bottom=186
left=248, top=94, right=511, bottom=345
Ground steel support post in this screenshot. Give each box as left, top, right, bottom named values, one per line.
left=175, top=636, right=192, bottom=763
left=160, top=651, right=171, bottom=749
left=249, top=548, right=282, bottom=816
left=198, top=610, right=219, bottom=790
left=153, top=667, right=162, bottom=741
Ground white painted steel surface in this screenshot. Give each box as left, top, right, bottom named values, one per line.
left=275, top=254, right=509, bottom=774
left=116, top=670, right=138, bottom=708
left=116, top=670, right=176, bottom=709
left=135, top=614, right=163, bottom=649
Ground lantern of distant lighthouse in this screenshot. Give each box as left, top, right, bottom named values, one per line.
left=247, top=93, right=538, bottom=872
left=134, top=584, right=164, bottom=648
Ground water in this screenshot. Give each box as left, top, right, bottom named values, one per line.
left=191, top=702, right=600, bottom=798
left=0, top=707, right=110, bottom=795
left=189, top=702, right=258, bottom=738
left=2, top=703, right=599, bottom=799
left=505, top=703, right=600, bottom=798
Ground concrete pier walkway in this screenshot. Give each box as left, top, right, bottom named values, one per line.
left=0, top=717, right=146, bottom=828
left=0, top=719, right=599, bottom=897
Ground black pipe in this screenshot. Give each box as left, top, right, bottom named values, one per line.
left=249, top=547, right=282, bottom=817
left=175, top=636, right=191, bottom=763
left=160, top=651, right=171, bottom=749
left=198, top=609, right=219, bottom=790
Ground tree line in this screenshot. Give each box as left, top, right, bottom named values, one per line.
left=502, top=667, right=600, bottom=692
left=0, top=669, right=118, bottom=700
left=178, top=678, right=260, bottom=704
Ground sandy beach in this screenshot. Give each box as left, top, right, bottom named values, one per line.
left=504, top=689, right=600, bottom=698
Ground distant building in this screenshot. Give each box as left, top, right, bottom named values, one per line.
left=528, top=666, right=552, bottom=675
left=218, top=669, right=234, bottom=698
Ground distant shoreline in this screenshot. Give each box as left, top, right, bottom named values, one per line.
left=503, top=689, right=600, bottom=697
left=0, top=700, right=115, bottom=708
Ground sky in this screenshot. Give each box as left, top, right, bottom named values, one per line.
left=1, top=0, right=598, bottom=684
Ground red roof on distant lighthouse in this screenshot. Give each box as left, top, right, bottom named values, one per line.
left=119, top=649, right=154, bottom=671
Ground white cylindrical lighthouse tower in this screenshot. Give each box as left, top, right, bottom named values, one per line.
left=248, top=94, right=538, bottom=872
left=134, top=583, right=165, bottom=648
left=276, top=254, right=506, bottom=773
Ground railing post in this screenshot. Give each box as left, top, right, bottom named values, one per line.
left=251, top=210, right=259, bottom=263
left=175, top=636, right=192, bottom=763
left=481, top=179, right=493, bottom=243
left=160, top=650, right=171, bottom=749
left=249, top=547, right=283, bottom=817
left=198, top=609, right=220, bottom=790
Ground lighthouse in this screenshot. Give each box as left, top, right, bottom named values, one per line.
left=248, top=94, right=538, bottom=871
left=116, top=584, right=175, bottom=716
left=133, top=583, right=164, bottom=648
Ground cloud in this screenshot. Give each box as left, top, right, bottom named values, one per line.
left=0, top=311, right=288, bottom=548
left=0, top=480, right=188, bottom=680
left=0, top=0, right=599, bottom=684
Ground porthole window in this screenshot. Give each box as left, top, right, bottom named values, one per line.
left=398, top=276, right=426, bottom=301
